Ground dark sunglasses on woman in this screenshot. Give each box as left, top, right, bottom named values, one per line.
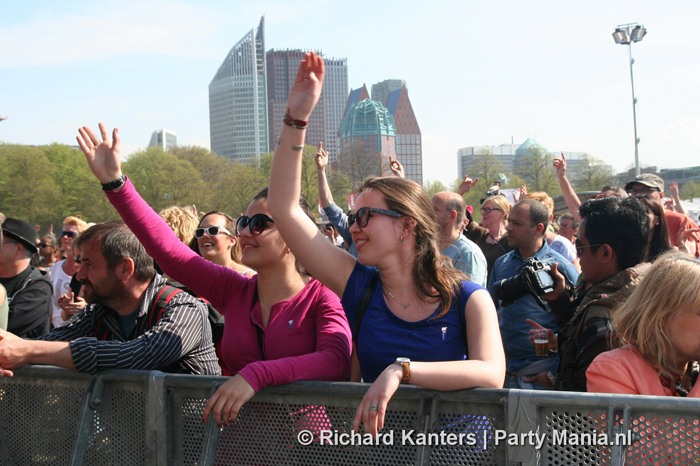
left=194, top=225, right=232, bottom=239
left=60, top=230, right=78, bottom=238
left=347, top=207, right=403, bottom=228
left=236, top=214, right=274, bottom=236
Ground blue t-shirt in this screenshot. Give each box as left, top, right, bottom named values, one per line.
left=342, top=262, right=483, bottom=383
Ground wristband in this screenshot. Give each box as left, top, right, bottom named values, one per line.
left=101, top=174, right=126, bottom=191
left=284, top=111, right=308, bottom=129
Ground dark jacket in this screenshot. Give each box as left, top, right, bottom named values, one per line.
left=4, top=266, right=52, bottom=338
left=549, top=263, right=651, bottom=392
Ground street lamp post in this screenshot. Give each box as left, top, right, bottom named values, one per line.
left=612, top=23, right=647, bottom=177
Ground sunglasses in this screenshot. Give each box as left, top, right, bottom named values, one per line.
left=481, top=207, right=503, bottom=214
left=61, top=231, right=78, bottom=238
left=575, top=239, right=602, bottom=257
left=236, top=214, right=274, bottom=236
left=194, top=225, right=232, bottom=239
left=347, top=207, right=403, bottom=228
left=39, top=242, right=55, bottom=248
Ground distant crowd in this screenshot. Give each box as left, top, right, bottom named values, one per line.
left=1, top=53, right=698, bottom=434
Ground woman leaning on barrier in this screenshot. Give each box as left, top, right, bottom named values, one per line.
left=76, top=124, right=352, bottom=427
left=266, top=51, right=505, bottom=436
left=587, top=251, right=700, bottom=397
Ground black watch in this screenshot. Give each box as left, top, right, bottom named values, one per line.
left=101, top=174, right=126, bottom=191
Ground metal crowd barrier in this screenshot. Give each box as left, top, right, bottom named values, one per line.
left=1, top=365, right=699, bottom=465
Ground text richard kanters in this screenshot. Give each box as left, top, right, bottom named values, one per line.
left=296, top=428, right=634, bottom=448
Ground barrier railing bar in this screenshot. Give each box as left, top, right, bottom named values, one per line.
left=147, top=371, right=167, bottom=466
left=69, top=377, right=96, bottom=466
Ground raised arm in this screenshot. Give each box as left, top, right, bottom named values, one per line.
left=389, top=155, right=405, bottom=178
left=267, top=52, right=356, bottom=297
left=553, top=153, right=582, bottom=222
left=669, top=182, right=688, bottom=216
left=315, top=143, right=334, bottom=208
left=76, top=124, right=246, bottom=309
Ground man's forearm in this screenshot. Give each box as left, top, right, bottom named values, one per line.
left=317, top=168, right=334, bottom=208
left=3, top=340, right=75, bottom=370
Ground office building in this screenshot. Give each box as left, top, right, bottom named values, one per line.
left=148, top=128, right=177, bottom=151
left=209, top=16, right=268, bottom=163
left=339, top=98, right=397, bottom=187
left=371, top=80, right=405, bottom=107
left=382, top=84, right=422, bottom=184
left=266, top=50, right=348, bottom=161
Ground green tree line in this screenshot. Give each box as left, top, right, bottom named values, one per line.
left=0, top=143, right=352, bottom=233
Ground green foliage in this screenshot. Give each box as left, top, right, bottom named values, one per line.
left=423, top=180, right=448, bottom=198
left=680, top=181, right=700, bottom=201
left=514, top=144, right=561, bottom=195
left=467, top=149, right=506, bottom=187
left=0, top=142, right=355, bottom=233
left=571, top=154, right=614, bottom=192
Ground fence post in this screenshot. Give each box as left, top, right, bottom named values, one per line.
left=147, top=371, right=167, bottom=465
left=198, top=383, right=223, bottom=466
left=506, top=390, right=540, bottom=466
left=69, top=376, right=99, bottom=466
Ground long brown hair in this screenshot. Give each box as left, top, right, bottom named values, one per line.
left=359, top=177, right=466, bottom=317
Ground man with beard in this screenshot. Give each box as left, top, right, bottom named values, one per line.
left=0, top=221, right=220, bottom=376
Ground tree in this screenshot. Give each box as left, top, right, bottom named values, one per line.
left=571, top=154, right=614, bottom=192
left=338, top=143, right=384, bottom=189
left=423, top=180, right=448, bottom=198
left=467, top=149, right=506, bottom=188
left=680, top=181, right=700, bottom=201
left=514, top=144, right=560, bottom=195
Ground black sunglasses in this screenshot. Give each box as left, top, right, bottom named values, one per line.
left=236, top=214, right=274, bottom=236
left=347, top=207, right=403, bottom=228
left=194, top=225, right=232, bottom=239
left=575, top=238, right=602, bottom=257
left=61, top=231, right=78, bottom=238
left=39, top=242, right=55, bottom=248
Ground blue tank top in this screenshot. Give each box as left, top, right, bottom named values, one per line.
left=341, top=262, right=483, bottom=382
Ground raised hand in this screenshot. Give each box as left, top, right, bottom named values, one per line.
left=670, top=181, right=680, bottom=198
left=389, top=156, right=404, bottom=178
left=553, top=153, right=567, bottom=179
left=76, top=123, right=122, bottom=184
left=315, top=142, right=328, bottom=170
left=458, top=176, right=479, bottom=196
left=286, top=52, right=325, bottom=122
left=513, top=184, right=527, bottom=203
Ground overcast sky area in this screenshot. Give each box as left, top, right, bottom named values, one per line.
left=2, top=0, right=698, bottom=186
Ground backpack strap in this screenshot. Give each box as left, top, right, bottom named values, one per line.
left=353, top=270, right=379, bottom=345
left=148, top=285, right=183, bottom=330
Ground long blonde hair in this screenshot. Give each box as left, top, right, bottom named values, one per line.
left=613, top=251, right=700, bottom=380
left=359, top=177, right=466, bottom=316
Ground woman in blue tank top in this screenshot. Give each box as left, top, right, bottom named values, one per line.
left=267, top=52, right=505, bottom=436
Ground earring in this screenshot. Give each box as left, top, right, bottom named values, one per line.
left=400, top=236, right=405, bottom=244
left=287, top=247, right=291, bottom=254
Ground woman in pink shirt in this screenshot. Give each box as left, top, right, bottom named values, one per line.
left=587, top=251, right=700, bottom=397
left=76, top=125, right=352, bottom=426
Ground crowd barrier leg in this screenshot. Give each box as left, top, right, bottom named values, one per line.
left=147, top=371, right=167, bottom=465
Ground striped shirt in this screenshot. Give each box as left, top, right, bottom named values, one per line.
left=37, top=275, right=221, bottom=375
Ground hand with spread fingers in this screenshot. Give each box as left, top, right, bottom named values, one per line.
left=389, top=156, right=405, bottom=178
left=58, top=290, right=86, bottom=316
left=286, top=51, right=325, bottom=122
left=353, top=364, right=403, bottom=436
left=76, top=123, right=123, bottom=184
left=458, top=176, right=479, bottom=196
left=202, top=374, right=256, bottom=427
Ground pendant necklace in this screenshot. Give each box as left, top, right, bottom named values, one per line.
left=386, top=289, right=420, bottom=309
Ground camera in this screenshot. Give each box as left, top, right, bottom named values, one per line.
left=493, top=258, right=555, bottom=309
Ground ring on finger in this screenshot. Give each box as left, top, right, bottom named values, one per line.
left=368, top=404, right=378, bottom=411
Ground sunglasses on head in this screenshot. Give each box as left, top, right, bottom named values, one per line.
left=194, top=225, right=232, bottom=239
left=347, top=207, right=403, bottom=228
left=236, top=214, right=274, bottom=236
left=61, top=231, right=78, bottom=238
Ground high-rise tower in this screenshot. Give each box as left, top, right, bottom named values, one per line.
left=266, top=50, right=347, bottom=162
left=209, top=17, right=268, bottom=163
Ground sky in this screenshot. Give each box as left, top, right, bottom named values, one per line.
left=2, top=0, right=699, bottom=187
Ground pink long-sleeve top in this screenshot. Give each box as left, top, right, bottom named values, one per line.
left=106, top=178, right=352, bottom=391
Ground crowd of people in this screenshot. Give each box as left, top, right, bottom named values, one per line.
left=1, top=52, right=699, bottom=433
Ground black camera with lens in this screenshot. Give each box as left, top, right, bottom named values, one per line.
left=493, top=258, right=555, bottom=309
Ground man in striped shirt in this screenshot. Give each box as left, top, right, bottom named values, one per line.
left=0, top=221, right=220, bottom=377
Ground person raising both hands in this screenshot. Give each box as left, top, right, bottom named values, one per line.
left=266, top=51, right=505, bottom=436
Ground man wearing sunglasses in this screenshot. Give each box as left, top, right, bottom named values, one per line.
left=0, top=218, right=53, bottom=338
left=527, top=196, right=651, bottom=392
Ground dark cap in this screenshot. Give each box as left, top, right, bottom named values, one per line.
left=2, top=218, right=38, bottom=253
left=624, top=174, right=664, bottom=193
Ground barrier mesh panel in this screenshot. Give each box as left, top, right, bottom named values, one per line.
left=82, top=387, right=147, bottom=465
left=429, top=413, right=499, bottom=465
left=0, top=383, right=84, bottom=465
left=211, top=401, right=418, bottom=465
left=542, top=409, right=700, bottom=466
left=179, top=396, right=208, bottom=465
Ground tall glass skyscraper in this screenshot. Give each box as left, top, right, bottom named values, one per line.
left=209, top=17, right=268, bottom=163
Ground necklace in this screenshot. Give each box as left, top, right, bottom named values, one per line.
left=386, top=290, right=420, bottom=309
